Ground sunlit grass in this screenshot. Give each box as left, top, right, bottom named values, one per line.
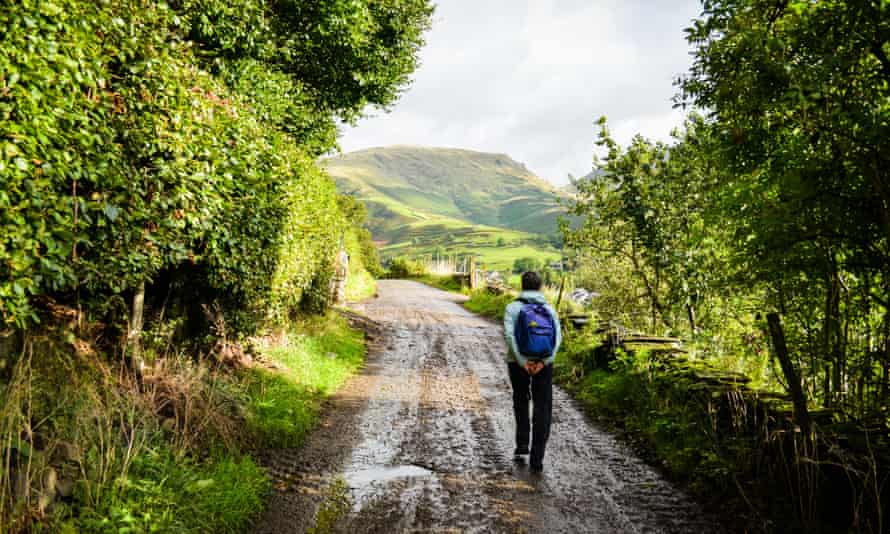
left=463, top=291, right=515, bottom=320
left=346, top=269, right=377, bottom=301
left=245, top=313, right=365, bottom=448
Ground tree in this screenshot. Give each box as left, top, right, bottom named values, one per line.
left=513, top=257, right=542, bottom=274
left=565, top=116, right=725, bottom=335
left=182, top=0, right=434, bottom=153
left=679, top=0, right=890, bottom=411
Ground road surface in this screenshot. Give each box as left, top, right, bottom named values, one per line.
left=254, top=280, right=721, bottom=533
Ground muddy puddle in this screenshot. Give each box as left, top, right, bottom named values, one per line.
left=345, top=465, right=433, bottom=487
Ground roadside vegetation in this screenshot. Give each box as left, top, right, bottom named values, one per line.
left=0, top=0, right=432, bottom=531
left=558, top=2, right=890, bottom=532
left=2, top=311, right=367, bottom=533
left=245, top=314, right=366, bottom=449
left=463, top=292, right=516, bottom=320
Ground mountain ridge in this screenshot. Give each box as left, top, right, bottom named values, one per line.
left=323, top=146, right=566, bottom=270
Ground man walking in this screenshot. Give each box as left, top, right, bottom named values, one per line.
left=503, top=271, right=562, bottom=472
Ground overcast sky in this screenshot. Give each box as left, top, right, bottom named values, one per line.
left=339, top=0, right=702, bottom=186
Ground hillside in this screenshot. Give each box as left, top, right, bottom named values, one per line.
left=324, top=146, right=567, bottom=270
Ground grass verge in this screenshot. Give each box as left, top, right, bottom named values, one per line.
left=3, top=311, right=367, bottom=533
left=552, top=337, right=886, bottom=533
left=462, top=291, right=514, bottom=320
left=245, top=313, right=365, bottom=448
left=346, top=269, right=377, bottom=302
left=68, top=449, right=268, bottom=533
left=553, top=346, right=753, bottom=530
left=414, top=274, right=466, bottom=293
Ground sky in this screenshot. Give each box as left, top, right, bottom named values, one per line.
left=339, top=0, right=702, bottom=186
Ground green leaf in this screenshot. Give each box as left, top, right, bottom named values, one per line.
left=103, top=204, right=121, bottom=221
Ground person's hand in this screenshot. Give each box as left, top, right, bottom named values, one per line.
left=525, top=361, right=544, bottom=375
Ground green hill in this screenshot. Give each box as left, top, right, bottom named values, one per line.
left=324, top=146, right=567, bottom=271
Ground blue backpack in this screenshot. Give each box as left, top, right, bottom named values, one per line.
left=515, top=298, right=556, bottom=359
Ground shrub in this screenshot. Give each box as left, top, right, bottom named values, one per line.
left=463, top=290, right=515, bottom=320
left=0, top=1, right=340, bottom=331
left=386, top=258, right=427, bottom=279
left=512, top=257, right=542, bottom=274
left=1, top=0, right=431, bottom=334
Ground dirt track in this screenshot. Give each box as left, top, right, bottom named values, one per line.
left=254, top=280, right=722, bottom=533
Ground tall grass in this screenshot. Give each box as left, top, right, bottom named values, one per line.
left=0, top=311, right=367, bottom=532
left=71, top=449, right=267, bottom=533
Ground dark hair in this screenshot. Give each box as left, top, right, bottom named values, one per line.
left=521, top=271, right=542, bottom=291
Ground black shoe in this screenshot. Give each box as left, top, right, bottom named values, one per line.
left=529, top=461, right=544, bottom=473
left=513, top=447, right=529, bottom=462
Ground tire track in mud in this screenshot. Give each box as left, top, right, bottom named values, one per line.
left=254, top=280, right=722, bottom=533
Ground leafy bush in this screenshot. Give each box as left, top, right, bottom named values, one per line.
left=512, top=257, right=543, bottom=274
left=385, top=258, right=427, bottom=279
left=463, top=290, right=515, bottom=320
left=1, top=0, right=431, bottom=333
left=0, top=1, right=318, bottom=329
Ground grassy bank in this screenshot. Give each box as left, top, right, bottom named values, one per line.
left=1, top=312, right=366, bottom=533
left=554, top=345, right=745, bottom=499
left=555, top=334, right=887, bottom=533
left=462, top=291, right=515, bottom=319
left=345, top=269, right=378, bottom=302
left=414, top=274, right=466, bottom=294
left=245, top=314, right=366, bottom=448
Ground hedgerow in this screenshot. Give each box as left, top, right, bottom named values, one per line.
left=1, top=0, right=431, bottom=332
left=1, top=0, right=430, bottom=530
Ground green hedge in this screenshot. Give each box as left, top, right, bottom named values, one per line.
left=1, top=0, right=431, bottom=331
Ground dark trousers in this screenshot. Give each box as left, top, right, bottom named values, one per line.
left=508, top=361, right=553, bottom=465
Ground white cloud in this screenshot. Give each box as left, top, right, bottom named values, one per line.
left=339, top=0, right=701, bottom=185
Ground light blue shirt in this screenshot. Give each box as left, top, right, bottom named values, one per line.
left=503, top=290, right=562, bottom=367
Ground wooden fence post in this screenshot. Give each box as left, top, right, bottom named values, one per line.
left=128, top=280, right=146, bottom=371
left=469, top=256, right=477, bottom=290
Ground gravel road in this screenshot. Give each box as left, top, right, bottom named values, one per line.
left=253, top=280, right=722, bottom=533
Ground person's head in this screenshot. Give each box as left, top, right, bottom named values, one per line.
left=521, top=271, right=542, bottom=291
